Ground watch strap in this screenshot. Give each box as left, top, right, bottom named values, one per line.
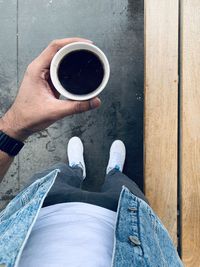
left=0, top=131, right=24, bottom=156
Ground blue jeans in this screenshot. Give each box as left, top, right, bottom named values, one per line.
left=27, top=162, right=148, bottom=212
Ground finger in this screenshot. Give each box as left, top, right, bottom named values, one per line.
left=54, top=97, right=101, bottom=119
left=35, top=37, right=93, bottom=70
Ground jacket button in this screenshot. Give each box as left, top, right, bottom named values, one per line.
left=128, top=207, right=137, bottom=212
left=129, top=235, right=141, bottom=246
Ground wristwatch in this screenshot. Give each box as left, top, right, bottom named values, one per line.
left=0, top=130, right=24, bottom=156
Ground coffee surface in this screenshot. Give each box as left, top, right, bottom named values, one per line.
left=57, top=50, right=104, bottom=95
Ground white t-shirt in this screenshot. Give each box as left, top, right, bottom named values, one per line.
left=19, top=202, right=116, bottom=267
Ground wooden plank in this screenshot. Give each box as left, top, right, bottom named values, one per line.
left=180, top=0, right=200, bottom=265
left=144, top=0, right=179, bottom=245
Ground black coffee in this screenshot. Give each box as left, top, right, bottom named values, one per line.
left=57, top=49, right=104, bottom=95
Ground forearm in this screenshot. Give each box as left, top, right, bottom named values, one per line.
left=0, top=151, right=14, bottom=182
left=0, top=114, right=27, bottom=182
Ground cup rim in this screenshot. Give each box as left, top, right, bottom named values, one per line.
left=50, top=42, right=110, bottom=101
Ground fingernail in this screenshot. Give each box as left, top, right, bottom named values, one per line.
left=90, top=98, right=101, bottom=109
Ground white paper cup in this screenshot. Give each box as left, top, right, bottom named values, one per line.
left=50, top=42, right=110, bottom=101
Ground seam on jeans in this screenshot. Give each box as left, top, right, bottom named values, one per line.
left=110, top=186, right=124, bottom=267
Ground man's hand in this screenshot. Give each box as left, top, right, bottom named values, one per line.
left=0, top=37, right=101, bottom=141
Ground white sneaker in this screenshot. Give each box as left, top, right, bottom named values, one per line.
left=106, top=140, right=126, bottom=174
left=67, top=137, right=86, bottom=179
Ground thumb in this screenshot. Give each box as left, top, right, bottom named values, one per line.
left=55, top=97, right=101, bottom=118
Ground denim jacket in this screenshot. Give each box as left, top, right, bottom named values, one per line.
left=0, top=169, right=183, bottom=267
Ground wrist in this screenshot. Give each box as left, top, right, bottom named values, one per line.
left=0, top=110, right=30, bottom=142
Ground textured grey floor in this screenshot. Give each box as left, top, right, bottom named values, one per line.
left=0, top=0, right=143, bottom=210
